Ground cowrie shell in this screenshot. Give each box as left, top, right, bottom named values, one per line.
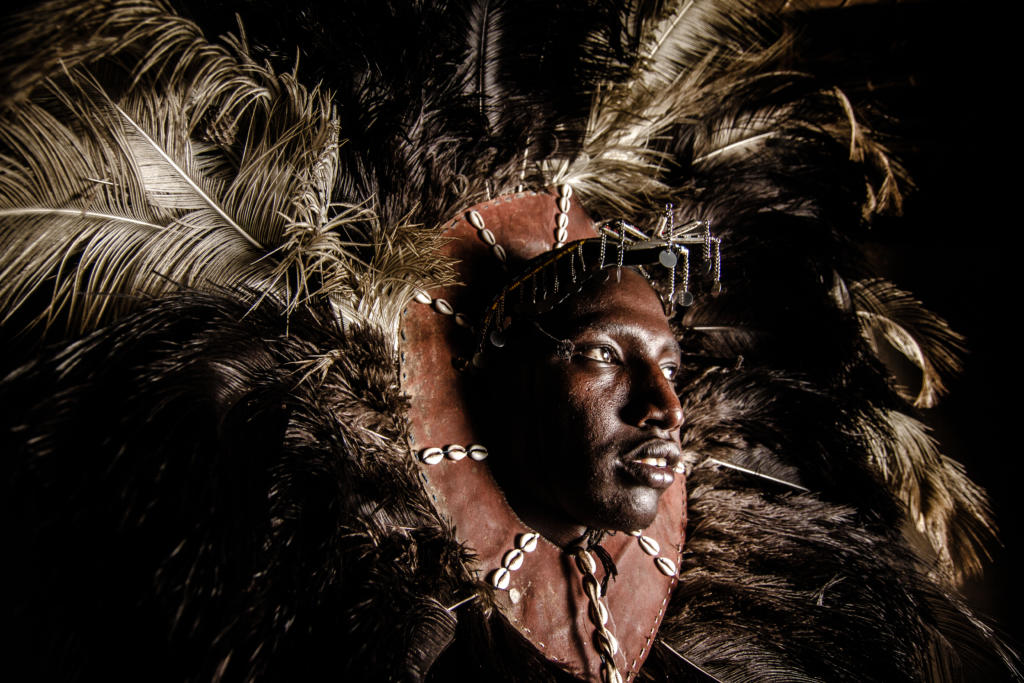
left=502, top=549, right=525, bottom=571
left=595, top=630, right=620, bottom=656
left=468, top=210, right=485, bottom=230
left=574, top=549, right=596, bottom=575
left=556, top=213, right=569, bottom=230
left=445, top=444, right=467, bottom=461
left=601, top=665, right=622, bottom=683
left=638, top=535, right=660, bottom=556
left=516, top=532, right=539, bottom=552
left=581, top=573, right=601, bottom=603
left=557, top=196, right=571, bottom=213
left=414, top=290, right=432, bottom=305
left=479, top=228, right=496, bottom=246
left=433, top=298, right=454, bottom=315
left=468, top=444, right=489, bottom=461
left=655, top=556, right=677, bottom=577
left=419, top=447, right=444, bottom=465
left=489, top=567, right=511, bottom=590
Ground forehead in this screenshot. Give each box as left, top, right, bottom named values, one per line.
left=560, top=269, right=673, bottom=336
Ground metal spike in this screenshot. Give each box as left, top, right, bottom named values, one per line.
left=446, top=595, right=478, bottom=612
left=658, top=641, right=728, bottom=683
left=706, top=458, right=810, bottom=492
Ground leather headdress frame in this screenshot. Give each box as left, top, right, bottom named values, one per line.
left=399, top=189, right=715, bottom=681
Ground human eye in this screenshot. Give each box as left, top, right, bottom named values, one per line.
left=577, top=344, right=618, bottom=364
left=661, top=364, right=678, bottom=380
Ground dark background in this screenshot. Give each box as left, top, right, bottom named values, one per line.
left=4, top=0, right=1017, bottom=659
left=796, top=0, right=1022, bottom=649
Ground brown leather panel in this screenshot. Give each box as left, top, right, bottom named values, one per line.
left=400, top=192, right=686, bottom=680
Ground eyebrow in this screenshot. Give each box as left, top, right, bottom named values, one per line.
left=563, top=316, right=681, bottom=357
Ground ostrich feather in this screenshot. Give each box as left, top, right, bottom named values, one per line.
left=544, top=0, right=906, bottom=225
left=0, top=0, right=453, bottom=342
left=849, top=278, right=965, bottom=408
left=544, top=0, right=785, bottom=216
left=864, top=409, right=996, bottom=583
left=460, top=0, right=506, bottom=131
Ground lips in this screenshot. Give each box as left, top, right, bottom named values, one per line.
left=621, top=440, right=683, bottom=489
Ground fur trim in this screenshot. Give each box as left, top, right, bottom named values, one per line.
left=0, top=1, right=1017, bottom=680
left=2, top=293, right=1017, bottom=681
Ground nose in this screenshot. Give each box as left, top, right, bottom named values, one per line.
left=631, top=365, right=684, bottom=432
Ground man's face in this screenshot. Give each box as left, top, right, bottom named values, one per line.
left=497, top=269, right=684, bottom=540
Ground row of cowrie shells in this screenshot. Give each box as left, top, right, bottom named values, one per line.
left=554, top=184, right=572, bottom=247
left=418, top=443, right=489, bottom=465
left=488, top=532, right=540, bottom=590
left=412, top=290, right=473, bottom=329
left=573, top=548, right=622, bottom=683
left=466, top=210, right=508, bottom=264
left=574, top=553, right=615, bottom=651
left=628, top=530, right=678, bottom=577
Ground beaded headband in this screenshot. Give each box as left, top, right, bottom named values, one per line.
left=474, top=215, right=723, bottom=363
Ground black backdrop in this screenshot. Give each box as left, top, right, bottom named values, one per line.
left=796, top=0, right=1022, bottom=649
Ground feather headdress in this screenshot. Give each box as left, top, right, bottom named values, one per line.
left=0, top=0, right=993, bottom=582
left=0, top=0, right=1012, bottom=678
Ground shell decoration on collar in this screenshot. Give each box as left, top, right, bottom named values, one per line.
left=400, top=189, right=719, bottom=681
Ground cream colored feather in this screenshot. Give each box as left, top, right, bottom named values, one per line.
left=864, top=409, right=996, bottom=583
left=0, top=0, right=452, bottom=343
left=850, top=278, right=965, bottom=409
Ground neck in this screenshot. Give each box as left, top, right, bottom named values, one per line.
left=522, top=514, right=588, bottom=550
left=497, top=482, right=589, bottom=549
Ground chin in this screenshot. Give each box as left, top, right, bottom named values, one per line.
left=592, top=488, right=662, bottom=533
